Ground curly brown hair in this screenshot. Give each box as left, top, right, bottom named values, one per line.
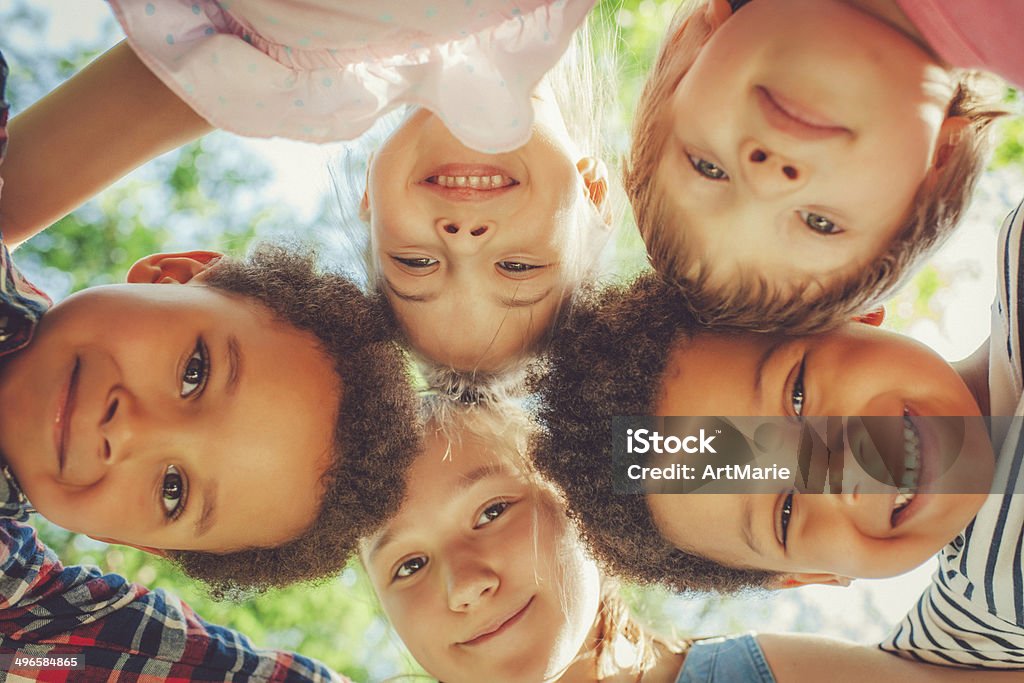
left=624, top=0, right=1008, bottom=334
left=529, top=272, right=777, bottom=594
left=168, top=244, right=421, bottom=596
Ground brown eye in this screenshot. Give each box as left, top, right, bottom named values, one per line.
left=162, top=465, right=187, bottom=518
left=181, top=340, right=208, bottom=398
left=395, top=556, right=427, bottom=579
left=393, top=256, right=439, bottom=268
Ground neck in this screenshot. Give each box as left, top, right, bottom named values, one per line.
left=839, top=0, right=941, bottom=61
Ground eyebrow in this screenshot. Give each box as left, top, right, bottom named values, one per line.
left=740, top=497, right=767, bottom=557
left=224, top=334, right=243, bottom=396
left=367, top=463, right=509, bottom=561
left=194, top=480, right=218, bottom=537
left=752, top=341, right=786, bottom=404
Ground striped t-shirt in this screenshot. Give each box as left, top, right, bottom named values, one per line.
left=879, top=197, right=1024, bottom=668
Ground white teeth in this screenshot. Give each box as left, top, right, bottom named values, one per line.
left=428, top=174, right=515, bottom=189
left=900, top=415, right=921, bottom=491
left=894, top=490, right=915, bottom=513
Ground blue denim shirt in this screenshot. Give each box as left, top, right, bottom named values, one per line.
left=677, top=633, right=777, bottom=683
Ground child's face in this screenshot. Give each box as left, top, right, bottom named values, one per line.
left=365, top=97, right=607, bottom=372
left=362, top=425, right=600, bottom=683
left=0, top=254, right=339, bottom=553
left=656, top=0, right=959, bottom=294
left=647, top=323, right=993, bottom=581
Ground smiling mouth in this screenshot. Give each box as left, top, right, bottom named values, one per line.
left=891, top=412, right=923, bottom=524
left=421, top=164, right=520, bottom=201
left=459, top=597, right=534, bottom=646
left=427, top=174, right=518, bottom=190
left=55, top=357, right=81, bottom=474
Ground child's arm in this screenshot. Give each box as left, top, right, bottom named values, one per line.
left=953, top=336, right=991, bottom=415
left=0, top=41, right=212, bottom=248
left=758, top=633, right=1023, bottom=681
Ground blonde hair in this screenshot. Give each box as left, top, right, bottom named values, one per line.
left=624, top=1, right=1008, bottom=334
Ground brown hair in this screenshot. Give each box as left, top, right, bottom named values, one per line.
left=624, top=1, right=1008, bottom=334
left=530, top=273, right=778, bottom=593
left=168, top=244, right=421, bottom=596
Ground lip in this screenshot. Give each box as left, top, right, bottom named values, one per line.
left=890, top=410, right=934, bottom=530
left=458, top=597, right=534, bottom=647
left=53, top=357, right=81, bottom=474
left=419, top=163, right=520, bottom=202
left=755, top=86, right=851, bottom=141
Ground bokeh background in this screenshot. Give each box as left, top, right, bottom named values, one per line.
left=3, top=1, right=1023, bottom=680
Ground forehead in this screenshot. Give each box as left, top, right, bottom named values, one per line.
left=656, top=334, right=788, bottom=413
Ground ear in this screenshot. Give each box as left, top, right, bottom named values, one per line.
left=932, top=115, right=970, bottom=170
left=125, top=251, right=223, bottom=285
left=770, top=573, right=854, bottom=590
left=359, top=189, right=371, bottom=223
left=576, top=156, right=612, bottom=226
left=89, top=535, right=169, bottom=558
left=358, top=152, right=375, bottom=223
left=706, top=0, right=734, bottom=27
left=852, top=306, right=886, bottom=327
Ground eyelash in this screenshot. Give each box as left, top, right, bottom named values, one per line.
left=393, top=256, right=439, bottom=269
left=686, top=153, right=729, bottom=181
left=779, top=492, right=795, bottom=548
left=391, top=500, right=514, bottom=581
left=475, top=500, right=511, bottom=528
left=800, top=211, right=843, bottom=235
left=181, top=339, right=210, bottom=399
left=497, top=261, right=541, bottom=273
left=790, top=356, right=807, bottom=417
left=162, top=464, right=187, bottom=520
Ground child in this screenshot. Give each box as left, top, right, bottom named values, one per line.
left=530, top=197, right=1024, bottom=667
left=0, top=49, right=421, bottom=592
left=361, top=398, right=687, bottom=682
left=354, top=80, right=613, bottom=375
left=624, top=0, right=1010, bottom=334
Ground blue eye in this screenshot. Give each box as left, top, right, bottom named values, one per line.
left=162, top=465, right=187, bottom=519
left=687, top=153, right=729, bottom=181
left=181, top=340, right=209, bottom=398
left=394, top=556, right=427, bottom=580
left=801, top=211, right=842, bottom=235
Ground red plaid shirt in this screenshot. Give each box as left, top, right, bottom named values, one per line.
left=0, top=48, right=349, bottom=683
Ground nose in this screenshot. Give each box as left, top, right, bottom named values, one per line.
left=98, top=386, right=165, bottom=466
left=445, top=554, right=500, bottom=612
left=739, top=140, right=808, bottom=197
left=435, top=218, right=495, bottom=254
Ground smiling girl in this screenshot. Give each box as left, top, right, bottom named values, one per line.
left=354, top=72, right=614, bottom=375
left=361, top=400, right=684, bottom=683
